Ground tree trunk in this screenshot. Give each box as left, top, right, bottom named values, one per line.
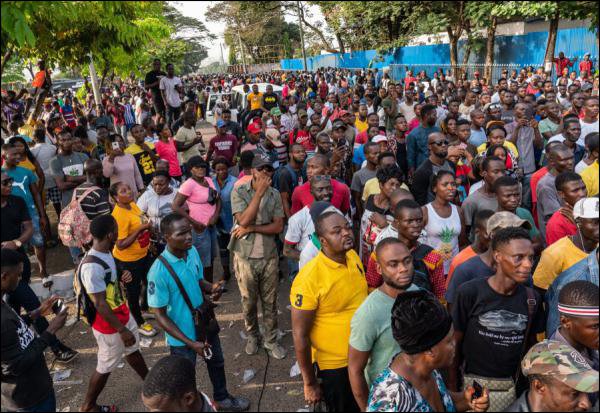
left=484, top=16, right=497, bottom=83
left=543, top=9, right=560, bottom=76
left=448, top=30, right=459, bottom=81
left=1, top=49, right=13, bottom=76
left=336, top=32, right=346, bottom=54
left=26, top=62, right=35, bottom=80
left=298, top=3, right=332, bottom=50
left=461, top=24, right=473, bottom=70
left=99, top=65, right=109, bottom=89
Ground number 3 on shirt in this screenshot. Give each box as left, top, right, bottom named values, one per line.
left=295, top=294, right=303, bottom=307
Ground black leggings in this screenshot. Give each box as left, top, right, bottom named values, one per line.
left=116, top=255, right=151, bottom=326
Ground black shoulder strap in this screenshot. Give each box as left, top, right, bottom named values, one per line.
left=515, top=286, right=537, bottom=381
left=157, top=255, right=195, bottom=314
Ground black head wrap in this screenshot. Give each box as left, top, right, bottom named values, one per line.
left=391, top=290, right=453, bottom=355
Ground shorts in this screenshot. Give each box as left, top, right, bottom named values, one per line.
left=193, top=226, right=218, bottom=268
left=45, top=187, right=62, bottom=205
left=30, top=212, right=45, bottom=248
left=92, top=315, right=140, bottom=374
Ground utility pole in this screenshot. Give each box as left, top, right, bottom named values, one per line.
left=236, top=32, right=247, bottom=73
left=87, top=52, right=101, bottom=107
left=297, top=0, right=308, bottom=72
left=220, top=42, right=225, bottom=67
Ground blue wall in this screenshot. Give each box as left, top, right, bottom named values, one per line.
left=280, top=27, right=598, bottom=72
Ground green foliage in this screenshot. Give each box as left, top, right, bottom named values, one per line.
left=1, top=56, right=26, bottom=84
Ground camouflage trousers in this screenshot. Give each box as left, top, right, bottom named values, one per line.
left=233, top=253, right=279, bottom=345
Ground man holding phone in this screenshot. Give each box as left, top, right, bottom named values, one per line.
left=505, top=103, right=544, bottom=210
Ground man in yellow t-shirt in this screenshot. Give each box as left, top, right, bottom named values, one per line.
left=291, top=210, right=367, bottom=411
left=247, top=84, right=263, bottom=112
left=579, top=160, right=598, bottom=196
left=361, top=153, right=409, bottom=202
left=533, top=201, right=599, bottom=291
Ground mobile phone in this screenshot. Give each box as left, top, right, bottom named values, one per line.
left=52, top=299, right=66, bottom=314
left=337, top=138, right=346, bottom=148
left=472, top=380, right=483, bottom=400
left=111, top=141, right=120, bottom=150
left=524, top=106, right=534, bottom=120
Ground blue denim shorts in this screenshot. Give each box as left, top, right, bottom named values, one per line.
left=193, top=226, right=218, bottom=268
left=30, top=212, right=45, bottom=248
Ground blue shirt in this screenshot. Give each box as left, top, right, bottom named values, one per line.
left=406, top=125, right=441, bottom=170
left=147, top=247, right=204, bottom=347
left=1, top=166, right=38, bottom=218
left=545, top=250, right=599, bottom=337
left=353, top=144, right=366, bottom=167
left=468, top=127, right=487, bottom=147
left=213, top=174, right=237, bottom=232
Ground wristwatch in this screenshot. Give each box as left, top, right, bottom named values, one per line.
left=13, top=240, right=22, bottom=248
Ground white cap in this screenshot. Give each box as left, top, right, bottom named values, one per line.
left=372, top=135, right=388, bottom=144
left=573, top=198, right=599, bottom=219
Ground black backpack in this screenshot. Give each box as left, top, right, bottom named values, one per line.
left=74, top=254, right=113, bottom=326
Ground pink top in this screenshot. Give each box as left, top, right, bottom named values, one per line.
left=155, top=138, right=182, bottom=177
left=102, top=153, right=144, bottom=199
left=178, top=177, right=217, bottom=225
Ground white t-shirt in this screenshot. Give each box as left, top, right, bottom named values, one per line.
left=575, top=159, right=592, bottom=174
left=548, top=133, right=565, bottom=143
left=80, top=249, right=117, bottom=294
left=399, top=101, right=416, bottom=123
left=159, top=76, right=183, bottom=108
left=31, top=142, right=57, bottom=189
left=285, top=206, right=314, bottom=252
left=299, top=239, right=319, bottom=269
left=579, top=119, right=599, bottom=147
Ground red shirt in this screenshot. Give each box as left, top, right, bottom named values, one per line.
left=404, top=76, right=417, bottom=90
left=579, top=60, right=593, bottom=75
left=155, top=138, right=182, bottom=177
left=289, top=129, right=315, bottom=153
left=291, top=179, right=350, bottom=215
left=208, top=134, right=238, bottom=164
left=554, top=57, right=574, bottom=75
left=546, top=210, right=578, bottom=246
left=354, top=131, right=368, bottom=147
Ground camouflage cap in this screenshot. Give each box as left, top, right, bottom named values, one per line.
left=522, top=340, right=599, bottom=393
left=487, top=211, right=532, bottom=235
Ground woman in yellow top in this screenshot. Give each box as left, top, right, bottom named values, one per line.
left=110, top=181, right=157, bottom=337
left=8, top=136, right=44, bottom=184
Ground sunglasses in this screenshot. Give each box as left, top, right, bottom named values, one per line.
left=1, top=178, right=14, bottom=186
left=311, top=175, right=331, bottom=181
left=431, top=140, right=449, bottom=146
left=257, top=165, right=275, bottom=173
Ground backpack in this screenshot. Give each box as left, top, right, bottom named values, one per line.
left=73, top=254, right=112, bottom=326
left=58, top=186, right=99, bottom=248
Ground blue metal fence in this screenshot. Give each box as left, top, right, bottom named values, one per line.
left=280, top=27, right=599, bottom=74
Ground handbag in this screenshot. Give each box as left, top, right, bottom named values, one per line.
left=156, top=255, right=220, bottom=345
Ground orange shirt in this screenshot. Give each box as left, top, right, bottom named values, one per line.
left=445, top=246, right=476, bottom=289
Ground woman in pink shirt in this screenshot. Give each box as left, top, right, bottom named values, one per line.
left=407, top=103, right=423, bottom=133
left=172, top=156, right=220, bottom=282
left=102, top=133, right=144, bottom=199
left=154, top=123, right=182, bottom=180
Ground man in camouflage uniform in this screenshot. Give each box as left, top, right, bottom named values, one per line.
left=505, top=340, right=598, bottom=412
left=229, top=153, right=287, bottom=360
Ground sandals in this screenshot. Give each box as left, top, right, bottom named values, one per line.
left=98, top=405, right=118, bottom=412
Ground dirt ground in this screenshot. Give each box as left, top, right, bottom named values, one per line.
left=35, top=121, right=308, bottom=412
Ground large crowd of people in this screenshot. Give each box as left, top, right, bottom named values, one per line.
left=1, top=55, right=599, bottom=412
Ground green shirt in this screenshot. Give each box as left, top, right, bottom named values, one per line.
left=381, top=97, right=397, bottom=132
left=515, top=207, right=541, bottom=240
left=349, top=286, right=418, bottom=386
left=228, top=181, right=285, bottom=259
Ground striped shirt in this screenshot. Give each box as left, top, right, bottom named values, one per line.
left=73, top=183, right=112, bottom=220
left=123, top=104, right=136, bottom=126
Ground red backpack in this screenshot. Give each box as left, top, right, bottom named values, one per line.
left=58, top=186, right=99, bottom=248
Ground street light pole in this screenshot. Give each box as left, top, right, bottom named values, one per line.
left=237, top=32, right=247, bottom=73
left=297, top=0, right=308, bottom=72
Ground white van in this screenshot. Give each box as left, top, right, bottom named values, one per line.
left=206, top=83, right=283, bottom=125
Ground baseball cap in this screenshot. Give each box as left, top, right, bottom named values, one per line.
left=487, top=211, right=531, bottom=234
left=339, top=110, right=350, bottom=117
left=298, top=109, right=308, bottom=118
left=522, top=340, right=599, bottom=393
left=265, top=127, right=283, bottom=147
left=474, top=71, right=480, bottom=76
left=216, top=119, right=226, bottom=128
left=332, top=119, right=347, bottom=130
left=251, top=153, right=272, bottom=169
left=372, top=135, right=388, bottom=144
left=247, top=122, right=261, bottom=135
left=43, top=97, right=52, bottom=104
left=270, top=107, right=282, bottom=116
left=573, top=197, right=599, bottom=219
left=581, top=82, right=593, bottom=91
left=309, top=201, right=337, bottom=225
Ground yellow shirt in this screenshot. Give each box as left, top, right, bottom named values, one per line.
left=290, top=250, right=368, bottom=370
left=477, top=141, right=519, bottom=159
left=580, top=160, right=598, bottom=196
left=112, top=202, right=150, bottom=262
left=362, top=178, right=410, bottom=202
left=355, top=116, right=369, bottom=134
left=17, top=158, right=36, bottom=172
left=18, top=124, right=35, bottom=140
left=533, top=236, right=588, bottom=290
left=247, top=92, right=263, bottom=111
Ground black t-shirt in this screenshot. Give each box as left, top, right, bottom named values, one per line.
left=412, top=159, right=456, bottom=206
left=262, top=92, right=278, bottom=111
left=1, top=301, right=54, bottom=410
left=1, top=195, right=30, bottom=242
left=445, top=255, right=494, bottom=304
left=145, top=70, right=167, bottom=95
left=452, top=277, right=545, bottom=378
left=276, top=165, right=305, bottom=195
left=73, top=183, right=112, bottom=221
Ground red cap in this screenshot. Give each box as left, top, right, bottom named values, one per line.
left=247, top=122, right=261, bottom=134
left=339, top=110, right=350, bottom=117
left=474, top=71, right=480, bottom=76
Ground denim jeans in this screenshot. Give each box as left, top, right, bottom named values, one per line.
left=166, top=105, right=181, bottom=128
left=193, top=226, right=218, bottom=269
left=7, top=279, right=61, bottom=353
left=16, top=391, right=56, bottom=412
left=170, top=330, right=229, bottom=402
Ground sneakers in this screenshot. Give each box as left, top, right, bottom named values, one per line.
left=264, top=341, right=287, bottom=360
left=42, top=275, right=53, bottom=289
left=54, top=346, right=79, bottom=363
left=138, top=322, right=157, bottom=337
left=215, top=395, right=250, bottom=412
left=245, top=335, right=259, bottom=355
left=142, top=311, right=156, bottom=320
